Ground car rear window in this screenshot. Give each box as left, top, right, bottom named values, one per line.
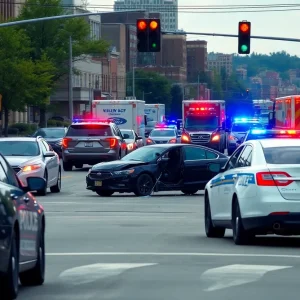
left=66, top=124, right=112, bottom=137
left=263, top=146, right=300, bottom=164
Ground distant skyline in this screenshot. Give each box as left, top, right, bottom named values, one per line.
left=88, top=0, right=300, bottom=56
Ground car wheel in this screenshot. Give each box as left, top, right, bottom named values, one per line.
left=74, top=164, right=83, bottom=169
left=19, top=225, right=45, bottom=286
left=1, top=230, right=19, bottom=300
left=63, top=161, right=73, bottom=171
left=36, top=172, right=47, bottom=196
left=232, top=200, right=252, bottom=245
left=134, top=174, right=154, bottom=196
left=50, top=168, right=61, bottom=193
left=181, top=189, right=198, bottom=195
left=96, top=190, right=114, bottom=197
left=205, top=194, right=225, bottom=238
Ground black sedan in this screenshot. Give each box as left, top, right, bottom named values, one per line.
left=86, top=144, right=228, bottom=197
left=0, top=153, right=47, bottom=299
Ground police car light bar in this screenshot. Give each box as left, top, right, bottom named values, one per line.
left=72, top=118, right=113, bottom=123
left=234, top=117, right=259, bottom=122
left=251, top=129, right=300, bottom=135
left=189, top=107, right=215, bottom=111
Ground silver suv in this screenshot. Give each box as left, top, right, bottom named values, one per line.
left=62, top=120, right=127, bottom=171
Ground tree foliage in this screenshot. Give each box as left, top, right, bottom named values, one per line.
left=0, top=27, right=55, bottom=135
left=127, top=69, right=172, bottom=110
left=17, top=0, right=110, bottom=125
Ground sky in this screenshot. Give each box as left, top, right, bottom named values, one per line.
left=87, top=0, right=300, bottom=56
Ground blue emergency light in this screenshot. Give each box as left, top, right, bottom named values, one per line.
left=251, top=129, right=266, bottom=134
left=234, top=117, right=259, bottom=123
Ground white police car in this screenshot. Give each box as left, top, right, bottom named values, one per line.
left=204, top=138, right=300, bottom=245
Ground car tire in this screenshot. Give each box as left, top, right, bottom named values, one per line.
left=205, top=194, right=226, bottom=238
left=96, top=190, right=114, bottom=197
left=134, top=174, right=154, bottom=196
left=1, top=230, right=19, bottom=300
left=63, top=161, right=73, bottom=171
left=74, top=164, right=83, bottom=169
left=19, top=225, right=45, bottom=286
left=232, top=200, right=252, bottom=245
left=181, top=189, right=198, bottom=195
left=36, top=172, right=47, bottom=196
left=50, top=168, right=61, bottom=193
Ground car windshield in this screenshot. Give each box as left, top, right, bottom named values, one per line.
left=121, top=130, right=134, bottom=139
left=185, top=116, right=218, bottom=130
left=232, top=123, right=262, bottom=132
left=66, top=124, right=112, bottom=136
left=0, top=141, right=40, bottom=156
left=263, top=146, right=300, bottom=164
left=121, top=146, right=166, bottom=162
left=150, top=129, right=175, bottom=137
left=33, top=128, right=66, bottom=138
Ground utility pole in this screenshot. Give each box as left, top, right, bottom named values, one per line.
left=69, top=36, right=73, bottom=120
left=133, top=65, right=135, bottom=98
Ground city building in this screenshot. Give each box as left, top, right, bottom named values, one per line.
left=236, top=68, right=247, bottom=80
left=186, top=40, right=208, bottom=82
left=114, top=0, right=178, bottom=31
left=208, top=53, right=233, bottom=76
left=0, top=0, right=25, bottom=20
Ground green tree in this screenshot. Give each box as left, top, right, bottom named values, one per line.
left=0, top=27, right=55, bottom=136
left=17, top=0, right=109, bottom=126
left=127, top=69, right=171, bottom=110
left=170, top=84, right=183, bottom=119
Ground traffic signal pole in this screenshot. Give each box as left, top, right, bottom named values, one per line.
left=163, top=30, right=300, bottom=43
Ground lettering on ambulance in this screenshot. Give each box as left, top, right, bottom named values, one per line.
left=19, top=210, right=38, bottom=232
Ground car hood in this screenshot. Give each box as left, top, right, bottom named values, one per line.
left=92, top=160, right=148, bottom=171
left=5, top=156, right=40, bottom=167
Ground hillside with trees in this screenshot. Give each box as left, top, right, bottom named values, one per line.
left=232, top=51, right=300, bottom=78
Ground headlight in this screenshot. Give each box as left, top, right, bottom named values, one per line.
left=22, top=164, right=42, bottom=172
left=88, top=168, right=92, bottom=175
left=114, top=169, right=134, bottom=176
left=127, top=143, right=134, bottom=150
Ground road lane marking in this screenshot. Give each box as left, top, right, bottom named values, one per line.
left=59, top=263, right=157, bottom=285
left=200, top=264, right=291, bottom=291
left=47, top=252, right=300, bottom=258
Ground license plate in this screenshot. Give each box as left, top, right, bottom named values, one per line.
left=94, top=181, right=102, bottom=186
left=84, top=142, right=93, bottom=147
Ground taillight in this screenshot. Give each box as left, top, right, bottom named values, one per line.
left=256, top=171, right=293, bottom=186
left=181, top=133, right=190, bottom=143
left=211, top=134, right=220, bottom=142
left=62, top=137, right=72, bottom=148
left=168, top=138, right=176, bottom=143
left=146, top=138, right=154, bottom=145
left=106, top=138, right=118, bottom=148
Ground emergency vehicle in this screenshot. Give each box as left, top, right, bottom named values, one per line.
left=271, top=95, right=300, bottom=129
left=180, top=100, right=227, bottom=153
left=253, top=99, right=274, bottom=125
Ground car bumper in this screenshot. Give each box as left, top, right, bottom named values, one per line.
left=0, top=225, right=12, bottom=275
left=86, top=174, right=137, bottom=192
left=17, top=168, right=45, bottom=187
left=63, top=151, right=118, bottom=164
left=243, top=213, right=300, bottom=234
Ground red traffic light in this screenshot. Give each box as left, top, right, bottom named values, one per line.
left=137, top=20, right=147, bottom=30
left=150, top=20, right=158, bottom=30
left=240, top=23, right=249, bottom=32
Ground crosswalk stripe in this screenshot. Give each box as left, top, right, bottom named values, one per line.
left=200, top=264, right=292, bottom=291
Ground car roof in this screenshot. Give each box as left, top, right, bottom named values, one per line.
left=70, top=122, right=111, bottom=126
left=258, top=138, right=300, bottom=148
left=38, top=127, right=66, bottom=129
left=0, top=137, right=39, bottom=142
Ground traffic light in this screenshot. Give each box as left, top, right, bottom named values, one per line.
left=148, top=19, right=161, bottom=52
left=136, top=19, right=161, bottom=52
left=238, top=21, right=251, bottom=54
left=137, top=19, right=148, bottom=52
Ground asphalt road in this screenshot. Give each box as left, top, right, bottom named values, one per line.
left=19, top=166, right=300, bottom=300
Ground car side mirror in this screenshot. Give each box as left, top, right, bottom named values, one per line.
left=208, top=163, right=221, bottom=173
left=44, top=151, right=55, bottom=157
left=26, top=177, right=47, bottom=192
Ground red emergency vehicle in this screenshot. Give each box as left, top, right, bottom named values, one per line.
left=181, top=100, right=227, bottom=152
left=273, top=95, right=300, bottom=129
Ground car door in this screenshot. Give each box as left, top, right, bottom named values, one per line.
left=217, top=146, right=245, bottom=219
left=182, top=146, right=221, bottom=190
left=0, top=156, right=38, bottom=262
left=41, top=140, right=57, bottom=185
left=113, top=125, right=127, bottom=157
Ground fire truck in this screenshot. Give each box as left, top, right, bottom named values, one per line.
left=270, top=95, right=300, bottom=129
left=181, top=100, right=227, bottom=152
